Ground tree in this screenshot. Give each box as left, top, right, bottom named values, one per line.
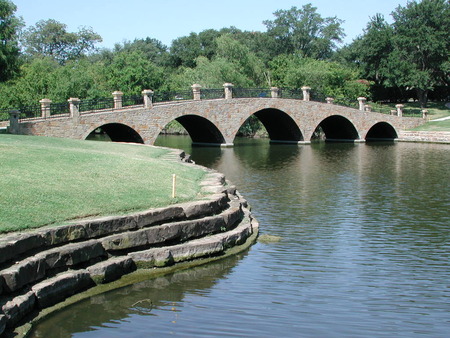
left=169, top=32, right=204, bottom=68
left=352, top=14, right=394, bottom=85
left=105, top=50, right=165, bottom=94
left=0, top=0, right=23, bottom=81
left=215, top=34, right=266, bottom=86
left=263, top=4, right=344, bottom=59
left=269, top=55, right=370, bottom=103
left=389, top=0, right=449, bottom=106
left=166, top=56, right=254, bottom=90
left=22, top=19, right=102, bottom=64
left=114, top=37, right=169, bottom=67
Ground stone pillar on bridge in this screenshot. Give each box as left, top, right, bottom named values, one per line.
left=358, top=97, right=366, bottom=111
left=8, top=110, right=20, bottom=134
left=422, top=109, right=428, bottom=120
left=142, top=89, right=154, bottom=108
left=68, top=98, right=81, bottom=118
left=112, top=91, right=123, bottom=109
left=270, top=87, right=280, bottom=98
left=223, top=83, right=233, bottom=100
left=396, top=104, right=404, bottom=117
left=39, top=98, right=52, bottom=118
left=301, top=86, right=311, bottom=101
left=192, top=84, right=202, bottom=100
left=365, top=105, right=372, bottom=112
left=326, top=97, right=334, bottom=104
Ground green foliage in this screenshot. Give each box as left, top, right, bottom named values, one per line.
left=390, top=0, right=449, bottom=105
left=114, top=37, right=169, bottom=67
left=0, top=0, right=22, bottom=81
left=167, top=56, right=254, bottom=89
left=104, top=50, right=165, bottom=95
left=215, top=34, right=266, bottom=85
left=263, top=4, right=344, bottom=59
left=345, top=0, right=449, bottom=106
left=0, top=57, right=110, bottom=108
left=1, top=0, right=447, bottom=110
left=21, top=19, right=102, bottom=64
left=269, top=55, right=369, bottom=102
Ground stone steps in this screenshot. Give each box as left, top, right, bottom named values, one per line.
left=0, top=171, right=258, bottom=335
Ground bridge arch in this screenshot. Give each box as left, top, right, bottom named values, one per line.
left=239, top=108, right=303, bottom=143
left=85, top=123, right=144, bottom=143
left=171, top=114, right=225, bottom=145
left=314, top=115, right=359, bottom=142
left=365, top=122, right=398, bottom=141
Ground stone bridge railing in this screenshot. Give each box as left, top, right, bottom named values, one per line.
left=2, top=84, right=429, bottom=130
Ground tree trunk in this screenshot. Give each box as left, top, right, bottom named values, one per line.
left=416, top=88, right=428, bottom=108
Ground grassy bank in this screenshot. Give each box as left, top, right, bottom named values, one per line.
left=370, top=101, right=450, bottom=131
left=0, top=135, right=206, bottom=234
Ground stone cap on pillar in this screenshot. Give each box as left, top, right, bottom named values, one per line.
left=39, top=98, right=52, bottom=105
left=68, top=97, right=80, bottom=104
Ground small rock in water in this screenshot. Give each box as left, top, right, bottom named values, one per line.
left=258, top=234, right=282, bottom=244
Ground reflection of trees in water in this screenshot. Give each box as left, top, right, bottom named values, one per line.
left=31, top=251, right=248, bottom=337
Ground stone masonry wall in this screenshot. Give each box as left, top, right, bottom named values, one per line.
left=399, top=131, right=450, bottom=144
left=15, top=98, right=426, bottom=145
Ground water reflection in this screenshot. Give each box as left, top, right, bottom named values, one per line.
left=31, top=252, right=248, bottom=337
left=32, top=137, right=450, bottom=337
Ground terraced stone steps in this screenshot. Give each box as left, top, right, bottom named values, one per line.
left=0, top=171, right=258, bottom=336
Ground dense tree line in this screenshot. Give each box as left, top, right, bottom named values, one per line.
left=0, top=0, right=448, bottom=110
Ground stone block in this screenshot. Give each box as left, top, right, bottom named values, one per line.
left=41, top=240, right=106, bottom=270
left=82, top=215, right=138, bottom=238
left=129, top=249, right=174, bottom=268
left=221, top=204, right=243, bottom=230
left=182, top=193, right=228, bottom=219
left=135, top=206, right=185, bottom=229
left=102, top=222, right=182, bottom=252
left=0, top=291, right=36, bottom=327
left=178, top=216, right=226, bottom=241
left=0, top=233, right=45, bottom=265
left=222, top=219, right=253, bottom=248
left=87, top=256, right=135, bottom=284
left=32, top=270, right=94, bottom=308
left=170, top=237, right=224, bottom=263
left=1, top=257, right=47, bottom=293
left=38, top=224, right=87, bottom=246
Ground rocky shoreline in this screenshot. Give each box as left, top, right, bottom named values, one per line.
left=0, top=150, right=259, bottom=336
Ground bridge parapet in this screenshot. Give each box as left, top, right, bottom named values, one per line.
left=5, top=84, right=427, bottom=138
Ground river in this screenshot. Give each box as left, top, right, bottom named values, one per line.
left=31, top=137, right=450, bottom=337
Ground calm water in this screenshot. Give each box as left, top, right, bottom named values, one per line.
left=32, top=137, right=450, bottom=337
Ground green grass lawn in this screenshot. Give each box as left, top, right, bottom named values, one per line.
left=370, top=101, right=450, bottom=131
left=0, top=135, right=206, bottom=234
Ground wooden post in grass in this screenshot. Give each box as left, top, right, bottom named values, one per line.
left=172, top=174, right=177, bottom=198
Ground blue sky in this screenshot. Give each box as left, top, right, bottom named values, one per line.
left=13, top=0, right=409, bottom=49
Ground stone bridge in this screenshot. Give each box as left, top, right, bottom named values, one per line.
left=9, top=85, right=425, bottom=146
